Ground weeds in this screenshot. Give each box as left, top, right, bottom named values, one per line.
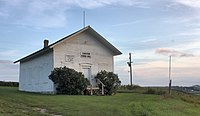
left=143, top=87, right=167, bottom=95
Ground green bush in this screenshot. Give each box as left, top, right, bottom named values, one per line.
left=95, top=70, right=121, bottom=95
left=49, top=66, right=89, bottom=95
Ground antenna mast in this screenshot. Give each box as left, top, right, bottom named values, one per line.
left=83, top=11, right=85, bottom=28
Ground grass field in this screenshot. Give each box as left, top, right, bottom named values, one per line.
left=0, top=86, right=200, bottom=116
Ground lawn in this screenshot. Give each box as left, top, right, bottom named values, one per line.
left=0, top=86, right=200, bottom=116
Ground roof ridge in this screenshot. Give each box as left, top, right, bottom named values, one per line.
left=14, top=25, right=122, bottom=63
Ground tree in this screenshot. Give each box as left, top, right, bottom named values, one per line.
left=95, top=70, right=121, bottom=95
left=49, top=66, right=89, bottom=95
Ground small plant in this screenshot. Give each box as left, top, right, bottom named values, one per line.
left=156, top=90, right=167, bottom=95
left=95, top=70, right=121, bottom=95
left=49, top=66, right=89, bottom=95
left=174, top=91, right=200, bottom=104
left=130, top=102, right=152, bottom=116
left=144, top=88, right=156, bottom=94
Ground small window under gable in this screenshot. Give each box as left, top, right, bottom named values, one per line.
left=65, top=55, right=74, bottom=62
left=81, top=52, right=91, bottom=58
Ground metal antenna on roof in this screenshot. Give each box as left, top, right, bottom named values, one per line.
left=83, top=11, right=86, bottom=28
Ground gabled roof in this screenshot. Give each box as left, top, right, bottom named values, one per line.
left=14, top=26, right=122, bottom=63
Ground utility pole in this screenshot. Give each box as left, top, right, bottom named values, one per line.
left=127, top=53, right=133, bottom=86
left=169, top=55, right=172, bottom=95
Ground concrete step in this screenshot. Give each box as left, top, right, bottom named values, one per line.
left=86, top=87, right=99, bottom=90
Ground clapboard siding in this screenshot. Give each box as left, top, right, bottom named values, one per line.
left=19, top=51, right=54, bottom=93
left=53, top=32, right=113, bottom=86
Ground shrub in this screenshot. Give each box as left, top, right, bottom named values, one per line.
left=95, top=70, right=121, bottom=95
left=0, top=81, right=19, bottom=87
left=156, top=90, right=167, bottom=95
left=144, top=88, right=156, bottom=94
left=119, top=85, right=141, bottom=90
left=49, top=66, right=89, bottom=95
left=143, top=87, right=167, bottom=95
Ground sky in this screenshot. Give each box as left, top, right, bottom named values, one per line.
left=0, top=0, right=200, bottom=86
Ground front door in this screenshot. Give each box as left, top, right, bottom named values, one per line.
left=82, top=67, right=91, bottom=83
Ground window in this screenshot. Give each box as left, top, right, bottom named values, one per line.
left=65, top=55, right=74, bottom=62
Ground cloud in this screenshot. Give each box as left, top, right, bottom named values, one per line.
left=71, top=0, right=149, bottom=9
left=141, top=38, right=157, bottom=43
left=159, top=0, right=200, bottom=28
left=134, top=66, right=200, bottom=86
left=0, top=0, right=149, bottom=28
left=1, top=0, right=200, bottom=29
left=0, top=60, right=17, bottom=69
left=112, top=19, right=151, bottom=27
left=112, top=20, right=142, bottom=27
left=115, top=48, right=200, bottom=85
left=0, top=60, right=12, bottom=64
left=0, top=60, right=18, bottom=82
left=116, top=57, right=200, bottom=86
left=178, top=28, right=200, bottom=36
left=0, top=50, right=20, bottom=60
left=175, top=0, right=200, bottom=8
left=155, top=48, right=194, bottom=57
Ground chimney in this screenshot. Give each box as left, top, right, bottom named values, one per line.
left=44, top=39, right=49, bottom=48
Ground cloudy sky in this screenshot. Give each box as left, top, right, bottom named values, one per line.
left=0, top=0, right=200, bottom=86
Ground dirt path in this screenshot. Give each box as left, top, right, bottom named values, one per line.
left=34, top=107, right=62, bottom=116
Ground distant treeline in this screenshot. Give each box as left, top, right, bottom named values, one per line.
left=0, top=81, right=19, bottom=87
left=119, top=85, right=141, bottom=90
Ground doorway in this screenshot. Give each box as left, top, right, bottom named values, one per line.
left=82, top=67, right=91, bottom=82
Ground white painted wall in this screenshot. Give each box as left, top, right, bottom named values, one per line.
left=19, top=51, right=54, bottom=93
left=53, top=31, right=114, bottom=86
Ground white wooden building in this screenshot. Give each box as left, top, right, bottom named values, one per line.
left=14, top=26, right=122, bottom=93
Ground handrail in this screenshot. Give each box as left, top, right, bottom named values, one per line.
left=97, top=79, right=105, bottom=95
left=97, top=79, right=105, bottom=86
